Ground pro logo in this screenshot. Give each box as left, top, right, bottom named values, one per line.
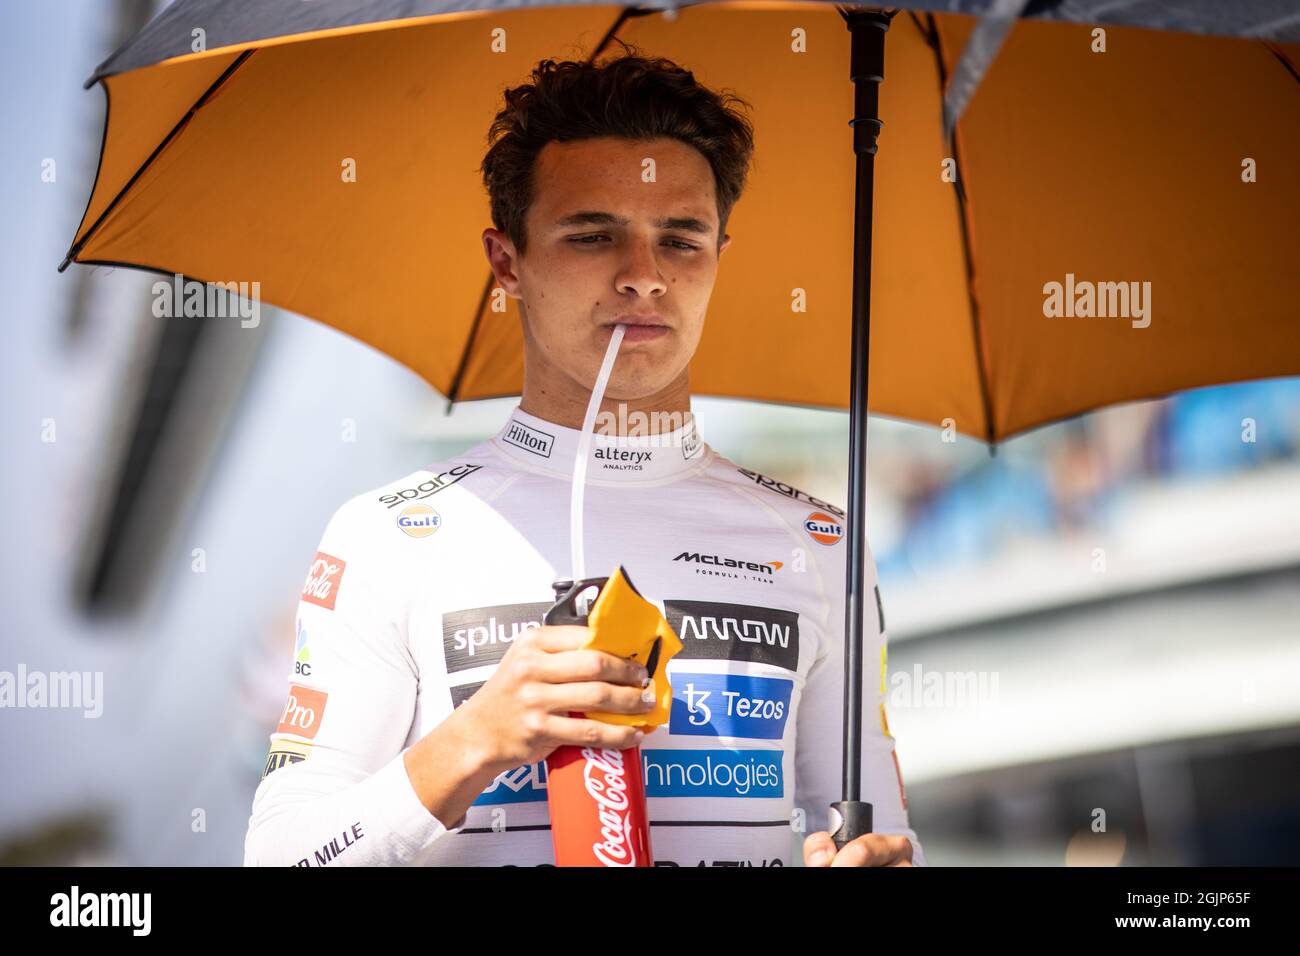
left=276, top=683, right=328, bottom=739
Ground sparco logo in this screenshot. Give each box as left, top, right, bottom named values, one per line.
left=442, top=602, right=551, bottom=672
left=503, top=420, right=554, bottom=458
left=663, top=600, right=800, bottom=671
left=674, top=551, right=775, bottom=574
left=378, top=463, right=481, bottom=509
left=582, top=747, right=638, bottom=867
left=736, top=468, right=845, bottom=518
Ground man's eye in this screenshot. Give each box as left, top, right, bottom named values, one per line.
left=567, top=235, right=698, bottom=251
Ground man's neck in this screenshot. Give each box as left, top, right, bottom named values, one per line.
left=519, top=375, right=692, bottom=438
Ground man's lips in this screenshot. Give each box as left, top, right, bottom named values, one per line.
left=603, top=316, right=671, bottom=343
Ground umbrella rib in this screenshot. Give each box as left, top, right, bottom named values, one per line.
left=1262, top=40, right=1299, bottom=84
left=58, top=49, right=258, bottom=273
left=444, top=271, right=497, bottom=413
left=921, top=12, right=999, bottom=453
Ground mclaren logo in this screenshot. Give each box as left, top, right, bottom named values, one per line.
left=673, top=551, right=779, bottom=574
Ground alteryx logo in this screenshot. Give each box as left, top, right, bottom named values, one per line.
left=670, top=674, right=792, bottom=740
left=472, top=761, right=549, bottom=805
left=642, top=749, right=784, bottom=798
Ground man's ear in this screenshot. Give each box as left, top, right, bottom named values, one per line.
left=482, top=227, right=522, bottom=297
left=718, top=233, right=732, bottom=257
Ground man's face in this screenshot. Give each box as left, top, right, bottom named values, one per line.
left=483, top=136, right=732, bottom=403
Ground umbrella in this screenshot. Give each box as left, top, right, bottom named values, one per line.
left=60, top=0, right=1300, bottom=852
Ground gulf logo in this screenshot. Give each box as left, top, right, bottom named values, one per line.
left=397, top=504, right=442, bottom=538
left=803, top=511, right=843, bottom=546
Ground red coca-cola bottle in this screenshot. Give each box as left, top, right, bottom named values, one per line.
left=543, top=576, right=655, bottom=867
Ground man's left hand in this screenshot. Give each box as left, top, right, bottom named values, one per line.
left=802, top=831, right=914, bottom=867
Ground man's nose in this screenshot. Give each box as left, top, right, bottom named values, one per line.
left=614, top=237, right=668, bottom=298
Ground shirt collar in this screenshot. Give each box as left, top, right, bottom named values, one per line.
left=490, top=404, right=708, bottom=482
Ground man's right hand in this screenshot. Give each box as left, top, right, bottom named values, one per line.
left=453, top=624, right=655, bottom=775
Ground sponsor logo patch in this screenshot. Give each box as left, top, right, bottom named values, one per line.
left=669, top=673, right=793, bottom=740
left=642, top=749, right=784, bottom=798
left=442, top=603, right=550, bottom=672
left=737, top=468, right=846, bottom=518
left=473, top=761, right=549, bottom=806
left=301, top=551, right=345, bottom=611
left=503, top=420, right=554, bottom=458
left=276, top=683, right=328, bottom=739
left=663, top=600, right=800, bottom=672
left=294, top=619, right=311, bottom=677
left=803, top=511, right=844, bottom=546
left=262, top=737, right=312, bottom=779
left=378, top=463, right=482, bottom=509
left=397, top=504, right=441, bottom=538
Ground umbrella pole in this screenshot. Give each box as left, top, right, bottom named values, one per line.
left=830, top=5, right=894, bottom=852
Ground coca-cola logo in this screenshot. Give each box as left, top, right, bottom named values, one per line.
left=302, top=551, right=346, bottom=611
left=581, top=747, right=637, bottom=867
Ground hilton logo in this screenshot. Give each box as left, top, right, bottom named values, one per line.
left=503, top=420, right=554, bottom=458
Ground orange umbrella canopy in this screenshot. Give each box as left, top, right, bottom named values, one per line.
left=64, top=2, right=1300, bottom=441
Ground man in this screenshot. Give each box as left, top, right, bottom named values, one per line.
left=244, top=47, right=923, bottom=868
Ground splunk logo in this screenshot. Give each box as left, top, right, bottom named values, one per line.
left=642, top=749, right=784, bottom=798
left=663, top=600, right=800, bottom=672
left=670, top=673, right=793, bottom=740
left=442, top=602, right=551, bottom=672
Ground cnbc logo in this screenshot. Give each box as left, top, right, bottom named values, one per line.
left=397, top=504, right=441, bottom=538
left=294, top=619, right=311, bottom=677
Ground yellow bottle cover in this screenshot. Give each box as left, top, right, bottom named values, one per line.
left=579, top=565, right=682, bottom=733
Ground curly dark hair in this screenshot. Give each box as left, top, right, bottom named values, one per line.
left=480, top=38, right=756, bottom=257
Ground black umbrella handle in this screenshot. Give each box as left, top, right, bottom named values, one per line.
left=830, top=800, right=873, bottom=851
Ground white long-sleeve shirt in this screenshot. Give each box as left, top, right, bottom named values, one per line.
left=243, top=405, right=924, bottom=867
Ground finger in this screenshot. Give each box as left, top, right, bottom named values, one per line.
left=802, top=831, right=836, bottom=867
left=544, top=713, right=645, bottom=750
left=535, top=648, right=647, bottom=687
left=830, top=834, right=911, bottom=868
left=528, top=625, right=592, bottom=653
left=536, top=680, right=655, bottom=716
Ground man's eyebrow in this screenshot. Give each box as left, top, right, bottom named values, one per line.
left=551, top=211, right=714, bottom=235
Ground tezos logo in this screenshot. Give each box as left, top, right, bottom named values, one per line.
left=803, top=511, right=843, bottom=546
left=397, top=504, right=441, bottom=538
